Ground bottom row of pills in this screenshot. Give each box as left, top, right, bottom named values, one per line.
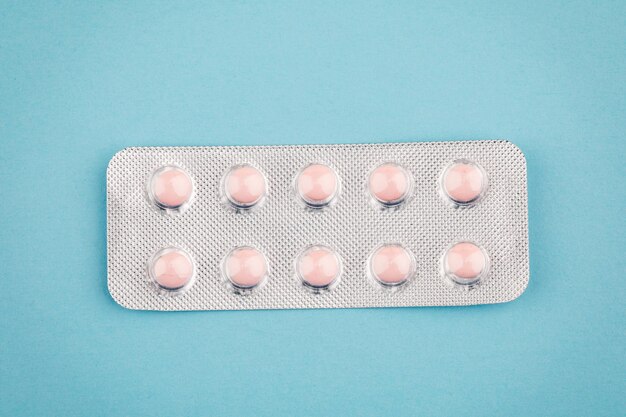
left=148, top=242, right=490, bottom=296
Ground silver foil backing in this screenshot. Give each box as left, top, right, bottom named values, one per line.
left=106, top=140, right=529, bottom=310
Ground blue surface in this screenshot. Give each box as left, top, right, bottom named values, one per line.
left=1, top=1, right=624, bottom=416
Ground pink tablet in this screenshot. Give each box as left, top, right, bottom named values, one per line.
left=223, top=165, right=267, bottom=208
left=295, top=163, right=339, bottom=207
left=442, top=241, right=489, bottom=285
left=368, top=163, right=412, bottom=206
left=441, top=160, right=487, bottom=205
left=149, top=166, right=194, bottom=211
left=149, top=248, right=195, bottom=292
left=296, top=246, right=342, bottom=289
left=223, top=246, right=268, bottom=290
left=369, top=244, right=416, bottom=286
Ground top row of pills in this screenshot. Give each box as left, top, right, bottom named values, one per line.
left=147, top=160, right=488, bottom=214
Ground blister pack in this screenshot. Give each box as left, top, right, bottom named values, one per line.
left=106, top=140, right=529, bottom=311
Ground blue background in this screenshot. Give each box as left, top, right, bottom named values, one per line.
left=1, top=1, right=624, bottom=416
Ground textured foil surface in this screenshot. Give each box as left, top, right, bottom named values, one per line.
left=106, top=140, right=529, bottom=310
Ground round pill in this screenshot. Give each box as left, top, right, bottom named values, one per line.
left=443, top=242, right=487, bottom=284
left=296, top=246, right=341, bottom=288
left=442, top=161, right=485, bottom=204
left=150, top=248, right=195, bottom=291
left=224, top=165, right=266, bottom=208
left=368, top=163, right=411, bottom=205
left=150, top=166, right=193, bottom=209
left=296, top=164, right=339, bottom=207
left=369, top=244, right=415, bottom=286
left=223, top=247, right=268, bottom=289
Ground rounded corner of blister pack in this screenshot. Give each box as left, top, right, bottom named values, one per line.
left=107, top=280, right=140, bottom=311
left=502, top=140, right=528, bottom=165
left=107, top=147, right=132, bottom=175
left=509, top=270, right=531, bottom=303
